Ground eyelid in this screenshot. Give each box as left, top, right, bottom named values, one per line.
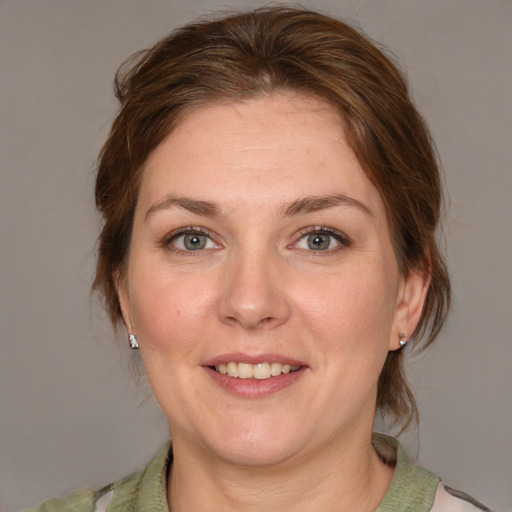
left=160, top=226, right=220, bottom=251
left=158, top=225, right=351, bottom=254
left=293, top=226, right=352, bottom=249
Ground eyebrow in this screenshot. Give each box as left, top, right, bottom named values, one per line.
left=145, top=195, right=221, bottom=221
left=145, top=193, right=373, bottom=221
left=282, top=194, right=373, bottom=217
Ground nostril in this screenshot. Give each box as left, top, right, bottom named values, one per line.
left=257, top=317, right=275, bottom=327
left=222, top=314, right=279, bottom=330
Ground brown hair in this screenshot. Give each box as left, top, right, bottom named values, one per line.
left=93, top=6, right=450, bottom=429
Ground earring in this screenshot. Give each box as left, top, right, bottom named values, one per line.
left=399, top=332, right=408, bottom=347
left=129, top=334, right=139, bottom=350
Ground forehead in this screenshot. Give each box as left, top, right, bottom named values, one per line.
left=139, top=92, right=385, bottom=219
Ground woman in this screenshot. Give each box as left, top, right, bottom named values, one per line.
left=30, top=6, right=489, bottom=512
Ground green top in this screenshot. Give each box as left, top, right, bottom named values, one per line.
left=28, top=434, right=440, bottom=512
left=373, top=435, right=439, bottom=511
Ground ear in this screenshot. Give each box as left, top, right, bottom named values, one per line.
left=113, top=269, right=135, bottom=334
left=389, top=268, right=431, bottom=351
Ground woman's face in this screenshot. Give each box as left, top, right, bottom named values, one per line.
left=119, top=93, right=426, bottom=467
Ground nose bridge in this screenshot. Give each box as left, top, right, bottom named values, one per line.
left=218, top=240, right=290, bottom=330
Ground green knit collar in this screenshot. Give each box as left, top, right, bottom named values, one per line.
left=373, top=433, right=439, bottom=512
left=132, top=434, right=439, bottom=512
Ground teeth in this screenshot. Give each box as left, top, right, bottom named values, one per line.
left=238, top=363, right=253, bottom=379
left=253, top=362, right=270, bottom=380
left=214, top=362, right=300, bottom=379
left=227, top=362, right=238, bottom=377
left=270, top=362, right=282, bottom=376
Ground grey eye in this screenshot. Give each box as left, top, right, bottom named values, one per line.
left=183, top=233, right=208, bottom=250
left=171, top=232, right=216, bottom=251
left=307, top=233, right=331, bottom=250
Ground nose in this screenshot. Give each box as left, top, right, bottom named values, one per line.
left=217, top=248, right=291, bottom=330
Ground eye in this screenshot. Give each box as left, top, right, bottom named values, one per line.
left=305, top=233, right=332, bottom=250
left=166, top=228, right=217, bottom=251
left=294, top=227, right=350, bottom=251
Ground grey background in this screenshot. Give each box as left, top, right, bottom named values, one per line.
left=1, top=1, right=511, bottom=511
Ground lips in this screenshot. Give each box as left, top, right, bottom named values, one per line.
left=203, top=354, right=307, bottom=396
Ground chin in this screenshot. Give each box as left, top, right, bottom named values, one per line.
left=216, top=440, right=302, bottom=467
left=201, top=419, right=310, bottom=467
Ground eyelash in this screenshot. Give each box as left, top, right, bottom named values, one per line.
left=159, top=226, right=217, bottom=256
left=159, top=225, right=352, bottom=255
left=295, top=226, right=352, bottom=250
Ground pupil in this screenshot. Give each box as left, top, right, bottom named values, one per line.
left=184, top=234, right=206, bottom=250
left=308, top=234, right=329, bottom=250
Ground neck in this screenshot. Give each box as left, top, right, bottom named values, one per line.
left=167, top=430, right=394, bottom=512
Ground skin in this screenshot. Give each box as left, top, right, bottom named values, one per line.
left=118, top=93, right=429, bottom=511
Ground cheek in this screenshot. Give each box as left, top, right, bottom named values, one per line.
left=128, top=264, right=217, bottom=350
left=296, top=265, right=398, bottom=354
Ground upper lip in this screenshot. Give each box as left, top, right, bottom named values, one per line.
left=203, top=353, right=307, bottom=367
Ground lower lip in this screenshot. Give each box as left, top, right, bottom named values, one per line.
left=204, top=366, right=307, bottom=398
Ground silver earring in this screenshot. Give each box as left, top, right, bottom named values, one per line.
left=399, top=332, right=408, bottom=347
left=129, top=334, right=139, bottom=350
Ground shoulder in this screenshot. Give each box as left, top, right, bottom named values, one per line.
left=373, top=434, right=492, bottom=512
left=24, top=472, right=140, bottom=512
left=25, top=441, right=171, bottom=512
left=23, top=488, right=98, bottom=512
left=431, top=483, right=492, bottom=512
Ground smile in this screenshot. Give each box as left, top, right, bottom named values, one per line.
left=214, top=362, right=301, bottom=380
